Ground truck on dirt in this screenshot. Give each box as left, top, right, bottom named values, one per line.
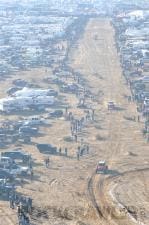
left=96, top=161, right=108, bottom=174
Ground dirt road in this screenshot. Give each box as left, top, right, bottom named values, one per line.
left=0, top=18, right=148, bottom=225
left=70, top=18, right=149, bottom=225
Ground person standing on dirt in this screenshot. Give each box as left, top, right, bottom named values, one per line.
left=19, top=213, right=25, bottom=225
left=30, top=169, right=34, bottom=181
left=17, top=205, right=21, bottom=218
left=15, top=194, right=20, bottom=206
left=65, top=147, right=68, bottom=156
left=45, top=157, right=50, bottom=168
left=44, top=158, right=48, bottom=168
left=128, top=96, right=131, bottom=102
left=28, top=158, right=33, bottom=171
left=78, top=146, right=80, bottom=152
left=25, top=215, right=30, bottom=225
left=75, top=120, right=78, bottom=132
left=77, top=151, right=80, bottom=160
left=80, top=147, right=84, bottom=156
left=71, top=125, right=74, bottom=136
left=27, top=197, right=32, bottom=214
left=81, top=138, right=84, bottom=146
left=74, top=134, right=77, bottom=142
left=9, top=194, right=14, bottom=209
left=86, top=144, right=89, bottom=154
left=78, top=120, right=81, bottom=131
left=44, top=158, right=46, bottom=167
left=65, top=107, right=68, bottom=115
left=93, top=109, right=95, bottom=120
left=80, top=117, right=84, bottom=126
left=85, top=114, right=88, bottom=122
left=77, top=146, right=80, bottom=159
left=137, top=115, right=140, bottom=122
left=59, top=147, right=62, bottom=155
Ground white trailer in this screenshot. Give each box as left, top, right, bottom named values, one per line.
left=0, top=96, right=55, bottom=112
left=13, top=87, right=56, bottom=98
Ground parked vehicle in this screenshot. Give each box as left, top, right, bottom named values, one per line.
left=23, top=117, right=45, bottom=126
left=0, top=169, right=14, bottom=180
left=108, top=101, right=115, bottom=110
left=0, top=156, right=13, bottom=165
left=19, top=126, right=38, bottom=136
left=0, top=163, right=29, bottom=176
left=61, top=83, right=79, bottom=93
left=7, top=87, right=22, bottom=96
left=0, top=179, right=15, bottom=195
left=1, top=150, right=31, bottom=163
left=48, top=110, right=63, bottom=118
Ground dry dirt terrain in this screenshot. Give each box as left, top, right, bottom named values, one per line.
left=0, top=18, right=149, bottom=225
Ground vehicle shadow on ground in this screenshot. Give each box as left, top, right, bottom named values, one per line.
left=94, top=125, right=104, bottom=130
left=17, top=174, right=41, bottom=183
left=38, top=151, right=74, bottom=159
left=123, top=116, right=136, bottom=122
left=107, top=169, right=121, bottom=176
left=114, top=106, right=125, bottom=111
left=34, top=133, right=46, bottom=137
left=32, top=162, right=43, bottom=167
left=63, top=136, right=74, bottom=142
left=41, top=123, right=52, bottom=128
left=19, top=141, right=37, bottom=146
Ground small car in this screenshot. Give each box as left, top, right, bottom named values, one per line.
left=0, top=163, right=29, bottom=176
left=23, top=117, right=45, bottom=126
left=9, top=164, right=29, bottom=176
left=19, top=126, right=38, bottom=136
left=48, top=110, right=63, bottom=118
left=96, top=161, right=108, bottom=174
left=0, top=179, right=16, bottom=194
left=0, top=157, right=13, bottom=165
left=108, top=101, right=115, bottom=110
left=0, top=169, right=15, bottom=180
left=47, top=90, right=58, bottom=97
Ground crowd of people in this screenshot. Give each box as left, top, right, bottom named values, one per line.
left=9, top=192, right=32, bottom=225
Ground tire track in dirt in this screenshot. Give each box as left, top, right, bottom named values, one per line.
left=87, top=173, right=104, bottom=219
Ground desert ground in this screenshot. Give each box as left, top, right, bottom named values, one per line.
left=0, top=18, right=149, bottom=225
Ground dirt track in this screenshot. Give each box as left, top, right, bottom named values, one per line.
left=70, top=18, right=149, bottom=225
left=0, top=18, right=149, bottom=225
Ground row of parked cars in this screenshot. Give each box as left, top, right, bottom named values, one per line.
left=0, top=149, right=32, bottom=195
left=112, top=7, right=149, bottom=137
left=0, top=109, right=64, bottom=148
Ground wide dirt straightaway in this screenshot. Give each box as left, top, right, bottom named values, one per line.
left=70, top=18, right=149, bottom=225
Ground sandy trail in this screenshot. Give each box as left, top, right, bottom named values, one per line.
left=71, top=18, right=149, bottom=225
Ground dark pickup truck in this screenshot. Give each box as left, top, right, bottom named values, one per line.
left=48, top=110, right=63, bottom=118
